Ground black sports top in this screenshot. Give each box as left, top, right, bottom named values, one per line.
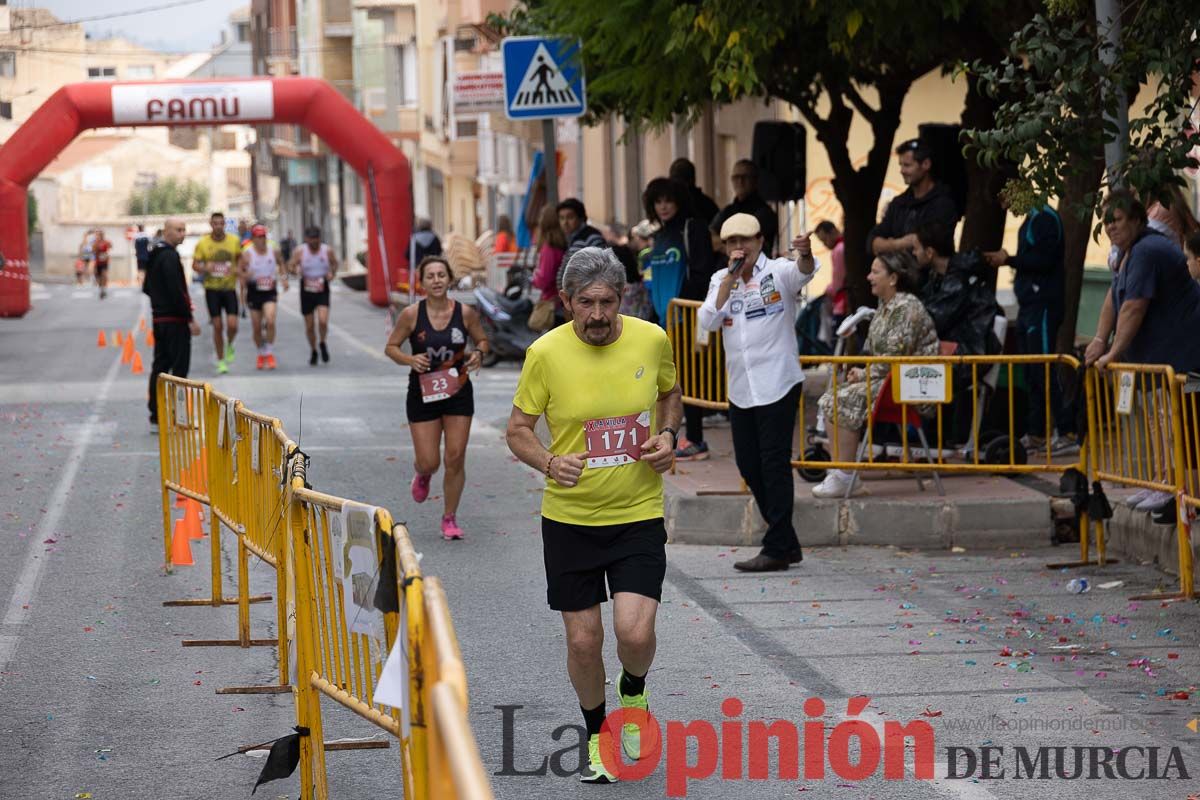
left=407, top=300, right=469, bottom=387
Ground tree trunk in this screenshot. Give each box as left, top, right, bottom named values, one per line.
left=798, top=78, right=910, bottom=311
left=958, top=73, right=1007, bottom=268
left=1057, top=151, right=1106, bottom=354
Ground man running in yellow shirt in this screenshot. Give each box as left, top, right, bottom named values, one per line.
left=192, top=211, right=242, bottom=374
left=506, top=247, right=683, bottom=784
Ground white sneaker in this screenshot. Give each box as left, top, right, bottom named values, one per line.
left=812, top=470, right=865, bottom=499
left=1124, top=488, right=1154, bottom=508
left=1134, top=491, right=1173, bottom=512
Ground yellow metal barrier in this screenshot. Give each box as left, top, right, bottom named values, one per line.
left=665, top=298, right=727, bottom=410
left=157, top=375, right=210, bottom=570
left=152, top=383, right=497, bottom=797
left=1088, top=365, right=1193, bottom=600
left=423, top=576, right=494, bottom=800
left=794, top=353, right=1085, bottom=473
left=1175, top=374, right=1199, bottom=599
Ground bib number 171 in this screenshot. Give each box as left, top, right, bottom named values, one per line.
left=584, top=411, right=651, bottom=468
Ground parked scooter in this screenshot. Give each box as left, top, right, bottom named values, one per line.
left=472, top=285, right=539, bottom=366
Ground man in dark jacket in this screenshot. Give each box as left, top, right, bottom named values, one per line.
left=711, top=160, right=778, bottom=256
left=984, top=201, right=1075, bottom=449
left=411, top=218, right=443, bottom=265
left=867, top=138, right=961, bottom=257
left=143, top=217, right=199, bottom=429
left=669, top=157, right=720, bottom=230
left=557, top=198, right=608, bottom=289
left=913, top=221, right=1001, bottom=356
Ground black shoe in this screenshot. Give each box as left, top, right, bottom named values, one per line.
left=1152, top=503, right=1177, bottom=525
left=319, top=341, right=329, bottom=363
left=786, top=550, right=803, bottom=564
left=309, top=349, right=318, bottom=366
left=733, top=553, right=790, bottom=572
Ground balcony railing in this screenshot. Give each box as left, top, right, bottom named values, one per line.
left=267, top=25, right=298, bottom=57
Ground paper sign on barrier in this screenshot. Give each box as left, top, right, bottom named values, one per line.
left=1115, top=371, right=1135, bottom=415
left=175, top=387, right=188, bottom=425
left=372, top=590, right=411, bottom=736
left=892, top=363, right=952, bottom=404
left=339, top=501, right=386, bottom=642
left=227, top=401, right=239, bottom=483
left=251, top=424, right=261, bottom=472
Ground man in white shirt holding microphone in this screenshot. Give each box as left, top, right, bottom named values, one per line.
left=698, top=213, right=819, bottom=572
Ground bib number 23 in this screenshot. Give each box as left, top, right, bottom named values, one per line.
left=584, top=411, right=651, bottom=468
left=419, top=367, right=462, bottom=403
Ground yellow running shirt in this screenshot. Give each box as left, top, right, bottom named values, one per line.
left=513, top=315, right=678, bottom=526
left=193, top=233, right=242, bottom=291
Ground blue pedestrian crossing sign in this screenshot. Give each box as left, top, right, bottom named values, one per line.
left=502, top=36, right=586, bottom=120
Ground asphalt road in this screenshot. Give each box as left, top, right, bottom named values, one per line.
left=1, top=280, right=1197, bottom=800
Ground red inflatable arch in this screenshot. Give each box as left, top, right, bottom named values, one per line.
left=0, top=77, right=411, bottom=317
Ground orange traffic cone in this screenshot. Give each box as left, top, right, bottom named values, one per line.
left=175, top=490, right=187, bottom=508
left=170, top=519, right=194, bottom=566
left=145, top=329, right=155, bottom=347
left=130, top=351, right=144, bottom=374
left=138, top=317, right=147, bottom=332
left=114, top=330, right=123, bottom=347
left=121, top=336, right=134, bottom=365
left=96, top=330, right=107, bottom=348
left=183, top=498, right=204, bottom=540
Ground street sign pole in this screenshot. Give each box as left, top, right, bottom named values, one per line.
left=542, top=119, right=558, bottom=210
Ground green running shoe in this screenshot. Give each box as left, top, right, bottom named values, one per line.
left=216, top=359, right=229, bottom=375
left=617, top=670, right=657, bottom=761
left=580, top=733, right=618, bottom=784
left=224, top=342, right=235, bottom=362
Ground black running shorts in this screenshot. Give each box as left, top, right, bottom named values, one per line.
left=541, top=516, right=667, bottom=612
left=405, top=378, right=474, bottom=423
left=205, top=289, right=238, bottom=319
left=300, top=284, right=330, bottom=315
left=246, top=286, right=278, bottom=311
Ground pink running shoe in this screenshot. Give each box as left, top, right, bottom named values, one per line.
left=410, top=473, right=431, bottom=503
left=441, top=514, right=463, bottom=540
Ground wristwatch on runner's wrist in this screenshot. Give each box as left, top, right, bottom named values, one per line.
left=659, top=427, right=678, bottom=449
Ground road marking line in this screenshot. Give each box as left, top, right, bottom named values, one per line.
left=2, top=345, right=124, bottom=631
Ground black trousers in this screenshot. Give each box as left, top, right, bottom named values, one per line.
left=729, top=383, right=801, bottom=559
left=148, top=321, right=191, bottom=420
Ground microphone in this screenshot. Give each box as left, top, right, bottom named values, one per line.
left=729, top=256, right=745, bottom=273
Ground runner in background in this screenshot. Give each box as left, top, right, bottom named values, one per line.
left=384, top=256, right=490, bottom=541
left=287, top=225, right=339, bottom=365
left=193, top=212, right=243, bottom=374
left=92, top=229, right=111, bottom=299
left=76, top=230, right=94, bottom=286
left=238, top=224, right=287, bottom=370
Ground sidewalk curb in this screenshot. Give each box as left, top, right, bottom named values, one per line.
left=665, top=487, right=1054, bottom=550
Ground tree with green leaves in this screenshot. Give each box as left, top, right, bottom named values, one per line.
left=127, top=177, right=210, bottom=216
left=967, top=0, right=1200, bottom=350
left=496, top=0, right=1037, bottom=307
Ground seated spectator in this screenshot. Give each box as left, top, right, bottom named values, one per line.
left=812, top=252, right=939, bottom=498
left=912, top=221, right=1002, bottom=356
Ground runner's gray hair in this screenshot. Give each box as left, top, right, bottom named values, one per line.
left=561, top=247, right=626, bottom=299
